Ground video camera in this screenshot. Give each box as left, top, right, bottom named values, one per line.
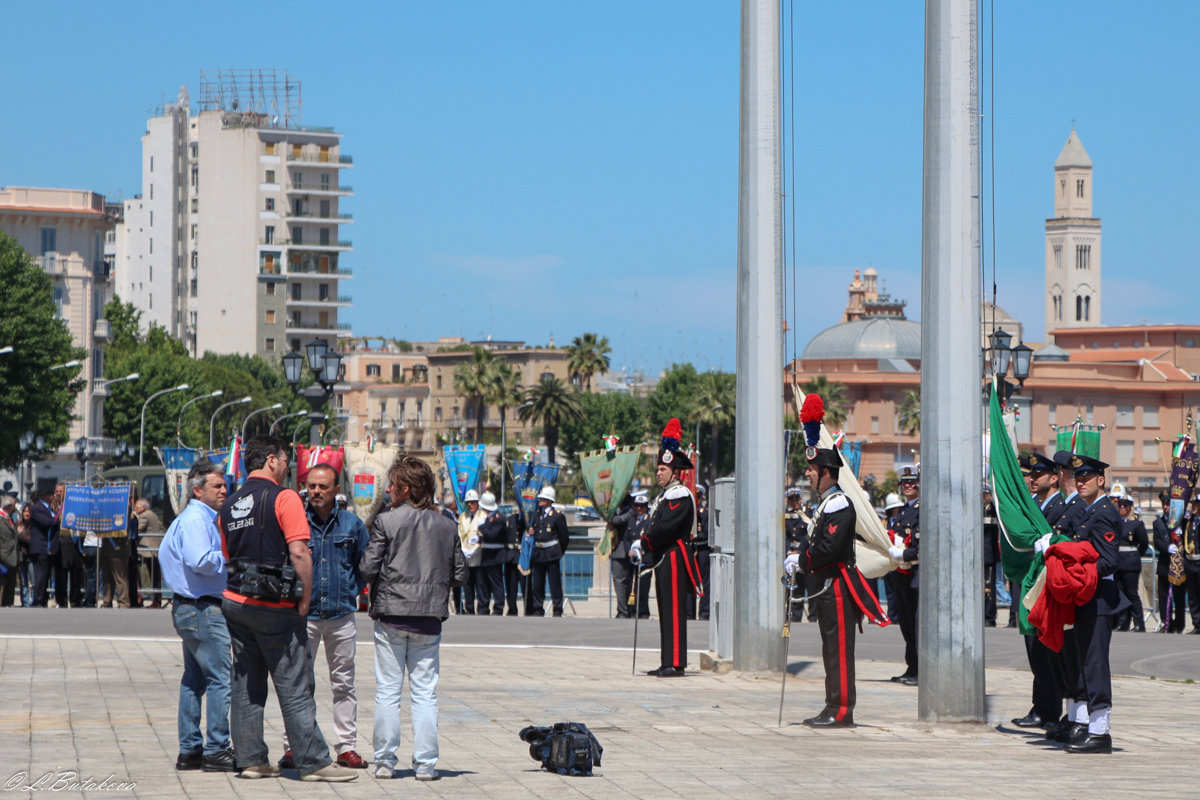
left=230, top=560, right=305, bottom=604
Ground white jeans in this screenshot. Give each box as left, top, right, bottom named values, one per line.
left=372, top=621, right=440, bottom=768
left=283, top=614, right=358, bottom=753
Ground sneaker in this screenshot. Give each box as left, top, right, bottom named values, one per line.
left=238, top=764, right=281, bottom=779
left=374, top=764, right=394, bottom=779
left=336, top=749, right=367, bottom=768
left=175, top=752, right=203, bottom=771
left=301, top=763, right=359, bottom=782
left=414, top=764, right=439, bottom=781
left=201, top=747, right=238, bottom=772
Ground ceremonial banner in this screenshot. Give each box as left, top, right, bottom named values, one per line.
left=443, top=445, right=487, bottom=514
left=510, top=459, right=561, bottom=525
left=579, top=447, right=641, bottom=523
left=61, top=483, right=132, bottom=536
left=791, top=385, right=895, bottom=578
left=1055, top=427, right=1100, bottom=458
left=989, top=382, right=1053, bottom=635
left=204, top=447, right=245, bottom=491
left=296, top=445, right=346, bottom=490
left=342, top=441, right=400, bottom=523
left=158, top=447, right=197, bottom=516
left=1167, top=439, right=1198, bottom=529
left=842, top=441, right=864, bottom=478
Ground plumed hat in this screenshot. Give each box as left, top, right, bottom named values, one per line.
left=657, top=418, right=694, bottom=470
left=801, top=393, right=842, bottom=470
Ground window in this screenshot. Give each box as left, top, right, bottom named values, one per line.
left=1084, top=295, right=1091, bottom=321
left=542, top=371, right=554, bottom=381
left=436, top=374, right=443, bottom=390
left=291, top=170, right=302, bottom=188
left=1076, top=244, right=1090, bottom=270
left=1115, top=405, right=1133, bottom=427
left=149, top=292, right=153, bottom=310
left=266, top=310, right=276, bottom=324
left=1085, top=405, right=1094, bottom=424
left=265, top=169, right=276, bottom=184
left=191, top=198, right=198, bottom=212
left=1048, top=403, right=1056, bottom=426
left=266, top=282, right=276, bottom=296
left=367, top=364, right=381, bottom=377
left=320, top=145, right=330, bottom=163
left=265, top=142, right=276, bottom=155
left=1143, top=441, right=1159, bottom=465
left=1060, top=179, right=1066, bottom=196
left=291, top=338, right=300, bottom=352
left=294, top=198, right=304, bottom=216
left=1144, top=404, right=1159, bottom=428
left=321, top=173, right=330, bottom=189
left=870, top=416, right=879, bottom=434
left=1053, top=245, right=1062, bottom=269
left=265, top=337, right=275, bottom=352
left=191, top=167, right=199, bottom=189
left=320, top=199, right=330, bottom=218
left=292, top=144, right=302, bottom=159
left=265, top=198, right=275, bottom=211
left=264, top=225, right=274, bottom=244
left=292, top=226, right=302, bottom=245
left=149, top=238, right=153, bottom=255
left=466, top=404, right=476, bottom=421
left=149, top=265, right=153, bottom=281
left=40, top=227, right=56, bottom=254
left=1076, top=179, right=1085, bottom=198
left=435, top=407, right=443, bottom=422
left=1115, top=440, right=1134, bottom=468
left=392, top=364, right=402, bottom=380
left=291, top=283, right=302, bottom=300
left=319, top=228, right=330, bottom=245
left=1076, top=295, right=1083, bottom=321
left=150, top=156, right=154, bottom=172
left=149, top=184, right=153, bottom=200
left=318, top=283, right=329, bottom=300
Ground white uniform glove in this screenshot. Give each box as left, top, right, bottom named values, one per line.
left=888, top=546, right=905, bottom=560
left=783, top=553, right=800, bottom=576
left=628, top=540, right=644, bottom=564
left=1034, top=533, right=1053, bottom=555
left=1169, top=544, right=1179, bottom=555
left=468, top=536, right=480, bottom=547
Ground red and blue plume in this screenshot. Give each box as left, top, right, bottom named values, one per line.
left=660, top=418, right=682, bottom=452
left=800, top=394, right=825, bottom=448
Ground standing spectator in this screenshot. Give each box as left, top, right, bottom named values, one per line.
left=886, top=464, right=921, bottom=686
left=16, top=503, right=35, bottom=607
left=1113, top=494, right=1148, bottom=632
left=0, top=496, right=18, bottom=606
left=609, top=492, right=651, bottom=619
left=158, top=460, right=236, bottom=772
left=982, top=484, right=1000, bottom=627
left=1152, top=492, right=1184, bottom=633
left=278, top=463, right=370, bottom=771
left=80, top=528, right=100, bottom=608
left=457, top=490, right=485, bottom=614
left=51, top=483, right=85, bottom=608
left=134, top=498, right=166, bottom=608
left=27, top=479, right=60, bottom=607
left=361, top=455, right=467, bottom=780
left=527, top=486, right=569, bottom=617
left=98, top=510, right=134, bottom=609
left=475, top=493, right=507, bottom=615
left=218, top=435, right=355, bottom=782
left=693, top=485, right=711, bottom=621
left=502, top=509, right=525, bottom=616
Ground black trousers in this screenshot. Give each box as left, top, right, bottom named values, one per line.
left=695, top=548, right=711, bottom=620
left=655, top=548, right=690, bottom=669
left=1114, top=569, right=1145, bottom=630
left=504, top=561, right=523, bottom=615
left=1073, top=599, right=1113, bottom=716
left=814, top=574, right=857, bottom=722
left=0, top=565, right=17, bottom=606
left=1023, top=634, right=1063, bottom=721
left=52, top=545, right=84, bottom=607
left=889, top=571, right=919, bottom=677
left=1157, top=574, right=1186, bottom=632
left=1058, top=629, right=1081, bottom=704
left=611, top=556, right=650, bottom=619
left=1186, top=569, right=1200, bottom=628
left=983, top=563, right=997, bottom=625
left=30, top=553, right=52, bottom=607
left=529, top=559, right=563, bottom=616
left=476, top=563, right=505, bottom=614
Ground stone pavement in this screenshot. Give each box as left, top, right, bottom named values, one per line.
left=1, top=631, right=1197, bottom=800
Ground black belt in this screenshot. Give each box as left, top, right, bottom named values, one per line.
left=174, top=594, right=223, bottom=604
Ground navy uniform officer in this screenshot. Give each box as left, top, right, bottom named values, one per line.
left=1112, top=494, right=1148, bottom=632
left=527, top=486, right=570, bottom=617
left=691, top=485, right=711, bottom=621
left=1034, top=454, right=1128, bottom=754
left=784, top=488, right=812, bottom=622
left=610, top=491, right=652, bottom=619
left=1151, top=492, right=1184, bottom=633
left=886, top=463, right=920, bottom=685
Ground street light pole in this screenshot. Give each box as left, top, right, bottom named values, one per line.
left=269, top=410, right=307, bottom=436
left=178, top=390, right=223, bottom=447
left=209, top=396, right=252, bottom=450
left=242, top=403, right=284, bottom=440
left=140, top=384, right=190, bottom=465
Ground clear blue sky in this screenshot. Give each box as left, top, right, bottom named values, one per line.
left=3, top=2, right=1197, bottom=374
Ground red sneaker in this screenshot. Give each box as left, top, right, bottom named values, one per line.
left=336, top=750, right=367, bottom=768
left=277, top=749, right=294, bottom=769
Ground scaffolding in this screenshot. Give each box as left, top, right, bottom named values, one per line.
left=198, top=69, right=301, bottom=129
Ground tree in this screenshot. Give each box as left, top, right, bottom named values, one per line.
left=566, top=332, right=612, bottom=393
left=453, top=346, right=495, bottom=444
left=688, top=371, right=736, bottom=481
left=484, top=361, right=526, bottom=450
left=559, top=392, right=648, bottom=468
left=800, top=376, right=849, bottom=429
left=0, top=232, right=85, bottom=468
left=646, top=363, right=700, bottom=428
left=518, top=376, right=583, bottom=464
left=897, top=388, right=921, bottom=435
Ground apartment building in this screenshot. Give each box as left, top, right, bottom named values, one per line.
left=114, top=72, right=353, bottom=359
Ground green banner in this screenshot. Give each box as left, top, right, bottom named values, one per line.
left=579, top=447, right=641, bottom=523
left=1055, top=428, right=1100, bottom=458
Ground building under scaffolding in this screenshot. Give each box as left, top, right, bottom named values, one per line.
left=198, top=68, right=302, bottom=130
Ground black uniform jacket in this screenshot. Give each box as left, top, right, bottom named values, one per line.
left=639, top=483, right=695, bottom=558
left=1072, top=495, right=1129, bottom=617
left=478, top=510, right=510, bottom=567
left=1038, top=492, right=1066, bottom=528
left=1152, top=513, right=1175, bottom=577
left=892, top=500, right=920, bottom=564
left=806, top=489, right=856, bottom=575
left=529, top=506, right=569, bottom=564
left=1116, top=517, right=1149, bottom=572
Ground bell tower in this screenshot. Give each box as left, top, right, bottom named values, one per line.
left=1045, top=128, right=1101, bottom=340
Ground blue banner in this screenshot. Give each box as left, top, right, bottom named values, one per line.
left=443, top=445, right=487, bottom=514
left=843, top=441, right=864, bottom=478
left=510, top=460, right=561, bottom=526
left=62, top=484, right=132, bottom=535
left=159, top=447, right=197, bottom=469
left=203, top=447, right=246, bottom=491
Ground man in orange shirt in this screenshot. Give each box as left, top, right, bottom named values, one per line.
left=218, top=435, right=356, bottom=783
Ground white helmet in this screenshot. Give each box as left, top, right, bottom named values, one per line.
left=479, top=492, right=498, bottom=512
left=537, top=485, right=557, bottom=502
left=464, top=489, right=480, bottom=503
left=885, top=492, right=904, bottom=511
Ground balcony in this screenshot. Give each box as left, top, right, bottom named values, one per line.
left=287, top=265, right=353, bottom=279
left=93, top=319, right=110, bottom=341
left=287, top=184, right=352, bottom=196
left=284, top=210, right=353, bottom=223
left=284, top=320, right=354, bottom=334
left=285, top=151, right=353, bottom=167
left=285, top=295, right=352, bottom=308
left=288, top=238, right=353, bottom=251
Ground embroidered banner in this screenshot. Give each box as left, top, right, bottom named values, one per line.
left=342, top=441, right=400, bottom=523
left=443, top=445, right=487, bottom=514
left=509, top=459, right=561, bottom=526
left=578, top=447, right=641, bottom=523
left=61, top=483, right=133, bottom=535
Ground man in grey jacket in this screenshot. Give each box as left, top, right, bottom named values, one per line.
left=360, top=455, right=466, bottom=781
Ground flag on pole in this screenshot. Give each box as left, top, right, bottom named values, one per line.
left=226, top=436, right=241, bottom=480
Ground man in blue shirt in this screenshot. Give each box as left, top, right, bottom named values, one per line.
left=278, top=463, right=370, bottom=771
left=158, top=460, right=236, bottom=773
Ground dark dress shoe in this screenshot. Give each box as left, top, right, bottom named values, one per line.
left=802, top=712, right=854, bottom=728
left=1065, top=733, right=1112, bottom=754
left=1055, top=722, right=1088, bottom=744
left=1012, top=710, right=1045, bottom=728
left=646, top=666, right=685, bottom=677
left=201, top=747, right=238, bottom=772
left=1133, top=626, right=1146, bottom=633
left=895, top=674, right=918, bottom=686
left=278, top=749, right=294, bottom=769
left=1044, top=716, right=1070, bottom=739
left=176, top=752, right=203, bottom=771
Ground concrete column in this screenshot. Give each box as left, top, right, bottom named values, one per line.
left=918, top=0, right=985, bottom=721
left=733, top=0, right=784, bottom=672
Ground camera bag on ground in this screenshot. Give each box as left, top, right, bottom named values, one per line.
left=518, top=722, right=603, bottom=776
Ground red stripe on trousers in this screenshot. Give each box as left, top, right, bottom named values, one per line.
left=671, top=551, right=681, bottom=667
left=834, top=579, right=849, bottom=721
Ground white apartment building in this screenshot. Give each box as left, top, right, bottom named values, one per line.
left=115, top=74, right=353, bottom=359
left=0, top=186, right=116, bottom=442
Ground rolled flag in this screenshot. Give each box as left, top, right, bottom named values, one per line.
left=226, top=436, right=241, bottom=479
left=800, top=394, right=825, bottom=461
left=830, top=430, right=845, bottom=449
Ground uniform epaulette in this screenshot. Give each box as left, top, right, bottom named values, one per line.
left=824, top=494, right=849, bottom=513
left=664, top=485, right=692, bottom=501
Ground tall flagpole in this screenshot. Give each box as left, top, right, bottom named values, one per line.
left=733, top=0, right=784, bottom=672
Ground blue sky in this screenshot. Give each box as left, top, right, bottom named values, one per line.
left=3, top=2, right=1197, bottom=374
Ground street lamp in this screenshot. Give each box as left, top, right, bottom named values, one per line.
left=50, top=360, right=83, bottom=371
left=269, top=410, right=308, bottom=436
left=19, top=430, right=45, bottom=504
left=178, top=390, right=223, bottom=447
left=0, top=346, right=12, bottom=356
left=100, top=372, right=140, bottom=389
left=242, top=403, right=284, bottom=440
left=283, top=342, right=344, bottom=446
left=75, top=437, right=103, bottom=480
left=210, top=396, right=252, bottom=449
left=139, top=384, right=190, bottom=465
left=987, top=328, right=1033, bottom=404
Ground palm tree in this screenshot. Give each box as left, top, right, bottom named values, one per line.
left=453, top=346, right=495, bottom=444
left=800, top=376, right=849, bottom=429
left=483, top=362, right=526, bottom=502
left=566, top=333, right=612, bottom=393
left=688, top=372, right=736, bottom=481
left=897, top=388, right=921, bottom=435
left=518, top=376, right=583, bottom=464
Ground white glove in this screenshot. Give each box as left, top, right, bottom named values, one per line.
left=783, top=553, right=800, bottom=576
left=628, top=540, right=644, bottom=564
left=1169, top=544, right=1179, bottom=555
left=888, top=546, right=905, bottom=560
left=468, top=536, right=480, bottom=547
left=1034, top=533, right=1053, bottom=555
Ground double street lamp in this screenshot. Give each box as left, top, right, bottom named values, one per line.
left=18, top=430, right=45, bottom=504
left=987, top=328, right=1033, bottom=404
left=282, top=341, right=343, bottom=447
left=140, top=384, right=190, bottom=465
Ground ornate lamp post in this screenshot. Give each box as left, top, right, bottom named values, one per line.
left=282, top=342, right=343, bottom=447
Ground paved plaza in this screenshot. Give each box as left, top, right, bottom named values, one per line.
left=1, top=610, right=1197, bottom=799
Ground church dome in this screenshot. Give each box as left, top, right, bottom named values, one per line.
left=802, top=316, right=922, bottom=360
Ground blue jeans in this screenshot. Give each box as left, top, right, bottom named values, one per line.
left=373, top=621, right=440, bottom=768
left=172, top=598, right=233, bottom=756
left=222, top=599, right=332, bottom=774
